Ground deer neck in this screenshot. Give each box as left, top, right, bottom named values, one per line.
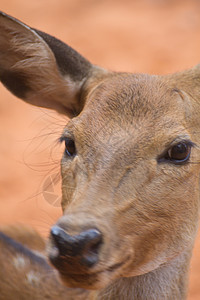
left=91, top=249, right=192, bottom=300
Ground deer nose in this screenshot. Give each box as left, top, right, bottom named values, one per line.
left=50, top=226, right=102, bottom=268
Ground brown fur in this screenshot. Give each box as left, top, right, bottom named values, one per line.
left=0, top=227, right=89, bottom=300
left=1, top=11, right=200, bottom=299
left=0, top=225, right=46, bottom=252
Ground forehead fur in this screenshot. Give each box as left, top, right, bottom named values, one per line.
left=84, top=73, right=183, bottom=123
left=75, top=73, right=188, bottom=145
left=69, top=73, right=189, bottom=160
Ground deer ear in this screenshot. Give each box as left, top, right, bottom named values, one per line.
left=0, top=12, right=96, bottom=117
left=167, top=65, right=200, bottom=99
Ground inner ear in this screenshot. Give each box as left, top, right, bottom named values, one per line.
left=0, top=12, right=96, bottom=117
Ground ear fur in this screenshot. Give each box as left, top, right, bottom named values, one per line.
left=0, top=12, right=99, bottom=117
left=166, top=65, right=200, bottom=98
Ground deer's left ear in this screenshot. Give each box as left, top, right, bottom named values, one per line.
left=167, top=64, right=200, bottom=101
left=0, top=12, right=103, bottom=117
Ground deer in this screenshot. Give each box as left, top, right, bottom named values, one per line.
left=0, top=11, right=200, bottom=300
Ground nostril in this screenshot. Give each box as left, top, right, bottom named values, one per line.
left=83, top=229, right=102, bottom=253
left=50, top=225, right=76, bottom=256
left=80, top=229, right=102, bottom=267
left=50, top=226, right=103, bottom=267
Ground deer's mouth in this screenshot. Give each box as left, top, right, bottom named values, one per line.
left=47, top=225, right=131, bottom=289
left=48, top=235, right=130, bottom=289
left=54, top=258, right=129, bottom=290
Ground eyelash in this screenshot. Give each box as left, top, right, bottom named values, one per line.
left=157, top=141, right=194, bottom=165
left=60, top=136, right=194, bottom=165
left=60, top=137, right=77, bottom=157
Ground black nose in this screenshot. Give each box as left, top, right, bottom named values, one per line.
left=50, top=226, right=102, bottom=267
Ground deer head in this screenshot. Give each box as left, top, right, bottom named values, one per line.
left=0, top=11, right=200, bottom=292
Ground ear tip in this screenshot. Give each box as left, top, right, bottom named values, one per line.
left=0, top=11, right=19, bottom=27
left=0, top=11, right=6, bottom=16
left=0, top=11, right=14, bottom=21
left=0, top=11, right=29, bottom=29
left=193, top=64, right=200, bottom=70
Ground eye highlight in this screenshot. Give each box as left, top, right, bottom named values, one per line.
left=158, top=141, right=193, bottom=165
left=60, top=137, right=76, bottom=157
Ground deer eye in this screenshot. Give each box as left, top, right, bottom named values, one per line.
left=64, top=138, right=76, bottom=157
left=158, top=141, right=193, bottom=165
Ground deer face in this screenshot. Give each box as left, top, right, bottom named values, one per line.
left=49, top=74, right=200, bottom=289
left=0, top=12, right=200, bottom=290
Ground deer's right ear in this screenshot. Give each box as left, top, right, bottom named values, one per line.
left=0, top=12, right=102, bottom=117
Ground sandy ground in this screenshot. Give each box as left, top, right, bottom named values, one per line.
left=1, top=0, right=200, bottom=298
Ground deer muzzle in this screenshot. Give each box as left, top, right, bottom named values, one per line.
left=49, top=225, right=103, bottom=270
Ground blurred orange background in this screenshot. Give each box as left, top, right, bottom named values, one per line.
left=0, top=0, right=200, bottom=298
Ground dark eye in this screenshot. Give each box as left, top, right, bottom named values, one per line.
left=158, top=142, right=192, bottom=165
left=64, top=138, right=76, bottom=157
